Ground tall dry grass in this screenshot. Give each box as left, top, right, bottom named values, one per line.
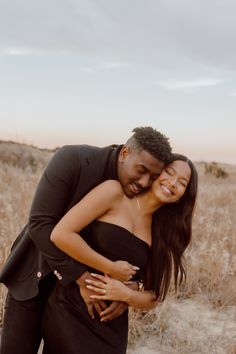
left=0, top=143, right=235, bottom=353
left=0, top=142, right=53, bottom=325
left=184, top=163, right=236, bottom=307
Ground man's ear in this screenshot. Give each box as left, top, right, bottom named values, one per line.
left=119, top=145, right=130, bottom=162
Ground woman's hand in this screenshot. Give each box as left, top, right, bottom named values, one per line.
left=85, top=273, right=132, bottom=302
left=86, top=274, right=158, bottom=311
left=108, top=260, right=139, bottom=281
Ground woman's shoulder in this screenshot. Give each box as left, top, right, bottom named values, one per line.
left=89, top=180, right=124, bottom=208
left=99, top=180, right=124, bottom=195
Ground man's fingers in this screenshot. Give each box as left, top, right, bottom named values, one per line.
left=101, top=310, right=120, bottom=322
left=93, top=301, right=107, bottom=315
left=93, top=302, right=103, bottom=315
left=100, top=302, right=128, bottom=322
left=86, top=303, right=95, bottom=319
left=99, top=303, right=115, bottom=317
left=98, top=300, right=108, bottom=310
left=76, top=275, right=108, bottom=320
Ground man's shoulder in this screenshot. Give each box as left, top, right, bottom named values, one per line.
left=50, top=144, right=122, bottom=173
left=57, top=144, right=119, bottom=158
left=59, top=143, right=118, bottom=152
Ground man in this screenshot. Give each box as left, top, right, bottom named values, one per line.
left=0, top=126, right=172, bottom=354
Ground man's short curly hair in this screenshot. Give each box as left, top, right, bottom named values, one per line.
left=126, top=127, right=172, bottom=164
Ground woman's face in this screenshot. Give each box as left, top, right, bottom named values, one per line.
left=152, top=160, right=191, bottom=203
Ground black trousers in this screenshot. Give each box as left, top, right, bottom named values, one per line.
left=0, top=274, right=56, bottom=354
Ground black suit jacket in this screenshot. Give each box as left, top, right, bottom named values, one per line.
left=0, top=144, right=122, bottom=300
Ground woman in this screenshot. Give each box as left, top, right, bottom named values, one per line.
left=42, top=154, right=198, bottom=354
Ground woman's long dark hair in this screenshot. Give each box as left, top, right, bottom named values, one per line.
left=145, top=154, right=198, bottom=301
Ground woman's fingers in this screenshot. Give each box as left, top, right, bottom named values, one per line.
left=86, top=274, right=115, bottom=296
left=89, top=294, right=104, bottom=300
left=129, top=266, right=139, bottom=279
left=128, top=264, right=139, bottom=278
left=86, top=284, right=106, bottom=294
left=131, top=265, right=140, bottom=271
left=90, top=273, right=107, bottom=282
left=85, top=279, right=105, bottom=289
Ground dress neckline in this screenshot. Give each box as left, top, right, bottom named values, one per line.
left=94, top=220, right=151, bottom=248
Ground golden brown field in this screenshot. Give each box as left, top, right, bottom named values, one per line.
left=0, top=141, right=236, bottom=353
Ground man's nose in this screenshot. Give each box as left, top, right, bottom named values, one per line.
left=138, top=174, right=152, bottom=188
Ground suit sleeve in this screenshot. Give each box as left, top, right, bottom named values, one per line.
left=28, top=145, right=88, bottom=286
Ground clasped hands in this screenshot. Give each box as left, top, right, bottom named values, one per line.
left=76, top=260, right=139, bottom=322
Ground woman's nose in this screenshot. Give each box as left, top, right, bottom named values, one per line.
left=170, top=177, right=177, bottom=186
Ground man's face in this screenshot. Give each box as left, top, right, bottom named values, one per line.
left=117, top=146, right=165, bottom=198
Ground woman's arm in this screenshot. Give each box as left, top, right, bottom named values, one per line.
left=86, top=274, right=158, bottom=310
left=50, top=180, right=139, bottom=281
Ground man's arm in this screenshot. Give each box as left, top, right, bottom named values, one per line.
left=28, top=145, right=88, bottom=286
left=28, top=146, right=134, bottom=320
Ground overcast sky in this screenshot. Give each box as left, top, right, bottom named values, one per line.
left=0, top=0, right=236, bottom=163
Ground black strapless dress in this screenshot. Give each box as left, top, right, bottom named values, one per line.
left=42, top=220, right=150, bottom=354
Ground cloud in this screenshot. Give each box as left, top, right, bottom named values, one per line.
left=157, top=79, right=223, bottom=90
left=2, top=48, right=31, bottom=56
left=232, top=91, right=236, bottom=97
left=0, top=0, right=236, bottom=72
left=2, top=47, right=69, bottom=56
left=80, top=67, right=94, bottom=73
left=102, top=62, right=129, bottom=69
left=79, top=61, right=129, bottom=74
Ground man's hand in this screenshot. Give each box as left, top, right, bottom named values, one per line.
left=76, top=271, right=107, bottom=319
left=99, top=301, right=127, bottom=322
left=76, top=272, right=138, bottom=321
left=99, top=280, right=139, bottom=322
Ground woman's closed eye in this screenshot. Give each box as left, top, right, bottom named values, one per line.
left=165, top=168, right=174, bottom=176
left=178, top=179, right=187, bottom=188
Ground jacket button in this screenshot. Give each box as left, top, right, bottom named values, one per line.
left=37, top=272, right=42, bottom=278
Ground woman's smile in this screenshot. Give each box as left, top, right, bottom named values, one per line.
left=160, top=184, right=174, bottom=196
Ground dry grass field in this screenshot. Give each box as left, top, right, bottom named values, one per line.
left=0, top=141, right=235, bottom=353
